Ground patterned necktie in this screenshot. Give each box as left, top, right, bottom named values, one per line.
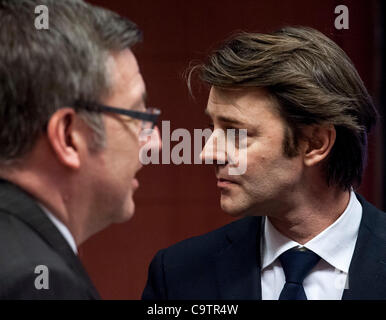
left=278, top=247, right=321, bottom=300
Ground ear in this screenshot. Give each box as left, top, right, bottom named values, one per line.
left=302, top=125, right=336, bottom=167
left=46, top=108, right=86, bottom=169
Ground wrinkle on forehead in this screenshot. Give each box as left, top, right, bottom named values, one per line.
left=208, top=88, right=246, bottom=125
left=209, top=86, right=281, bottom=120
left=210, top=87, right=244, bottom=111
left=105, top=49, right=143, bottom=95
left=119, top=53, right=139, bottom=81
left=102, top=49, right=146, bottom=113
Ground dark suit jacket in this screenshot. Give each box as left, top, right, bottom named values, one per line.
left=142, top=194, right=386, bottom=300
left=0, top=179, right=100, bottom=299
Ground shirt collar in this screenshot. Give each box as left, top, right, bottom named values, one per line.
left=261, top=190, right=362, bottom=273
left=38, top=203, right=78, bottom=255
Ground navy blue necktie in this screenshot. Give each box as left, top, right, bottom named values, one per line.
left=278, top=248, right=321, bottom=300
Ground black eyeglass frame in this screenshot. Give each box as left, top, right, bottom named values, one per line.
left=73, top=101, right=161, bottom=129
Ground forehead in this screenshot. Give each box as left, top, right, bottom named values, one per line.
left=105, top=49, right=146, bottom=110
left=206, top=87, right=281, bottom=125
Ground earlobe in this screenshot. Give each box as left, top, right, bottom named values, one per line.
left=303, top=125, right=336, bottom=167
left=46, top=108, right=81, bottom=169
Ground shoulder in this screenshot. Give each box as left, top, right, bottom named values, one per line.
left=357, top=193, right=386, bottom=235
left=0, top=260, right=89, bottom=299
left=157, top=216, right=259, bottom=267
left=0, top=210, right=60, bottom=267
left=143, top=216, right=260, bottom=299
left=0, top=212, right=88, bottom=299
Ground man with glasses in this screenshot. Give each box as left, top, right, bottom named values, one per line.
left=0, top=0, right=160, bottom=299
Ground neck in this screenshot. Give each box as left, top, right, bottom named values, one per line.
left=268, top=187, right=351, bottom=244
left=0, top=168, right=90, bottom=246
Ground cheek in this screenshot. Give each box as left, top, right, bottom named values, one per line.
left=243, top=142, right=302, bottom=186
left=244, top=142, right=275, bottom=174
left=99, top=145, right=140, bottom=185
left=124, top=142, right=141, bottom=179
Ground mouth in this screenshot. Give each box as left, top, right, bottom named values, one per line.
left=132, top=163, right=144, bottom=190
left=217, top=177, right=238, bottom=188
left=132, top=178, right=139, bottom=190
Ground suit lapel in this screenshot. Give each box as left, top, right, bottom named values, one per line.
left=215, top=216, right=262, bottom=300
left=342, top=194, right=386, bottom=299
left=0, top=179, right=100, bottom=299
left=213, top=194, right=386, bottom=300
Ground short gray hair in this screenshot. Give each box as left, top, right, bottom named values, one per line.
left=0, top=0, right=142, bottom=163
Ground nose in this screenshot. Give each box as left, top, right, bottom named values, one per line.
left=152, top=126, right=162, bottom=151
left=140, top=125, right=162, bottom=151
left=200, top=129, right=227, bottom=165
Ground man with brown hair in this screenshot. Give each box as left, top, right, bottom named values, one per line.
left=0, top=0, right=160, bottom=299
left=143, top=27, right=383, bottom=300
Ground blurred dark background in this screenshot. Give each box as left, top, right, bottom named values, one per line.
left=81, top=0, right=385, bottom=299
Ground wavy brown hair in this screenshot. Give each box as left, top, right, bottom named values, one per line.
left=189, top=26, right=378, bottom=190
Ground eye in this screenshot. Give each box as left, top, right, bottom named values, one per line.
left=230, top=127, right=252, bottom=138
left=225, top=126, right=239, bottom=135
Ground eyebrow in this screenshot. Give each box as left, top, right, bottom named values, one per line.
left=204, top=109, right=244, bottom=125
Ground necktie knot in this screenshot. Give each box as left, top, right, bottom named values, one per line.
left=279, top=247, right=321, bottom=284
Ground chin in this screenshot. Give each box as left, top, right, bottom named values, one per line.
left=221, top=191, right=262, bottom=218
left=220, top=198, right=247, bottom=217
left=112, top=199, right=136, bottom=223
left=115, top=212, right=134, bottom=224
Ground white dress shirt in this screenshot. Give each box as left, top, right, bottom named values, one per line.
left=261, top=190, right=362, bottom=300
left=38, top=203, right=78, bottom=255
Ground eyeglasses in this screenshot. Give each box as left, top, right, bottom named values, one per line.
left=73, top=101, right=161, bottom=130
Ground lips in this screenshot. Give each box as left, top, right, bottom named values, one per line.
left=132, top=178, right=139, bottom=190
left=132, top=165, right=142, bottom=191
left=217, top=177, right=238, bottom=188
